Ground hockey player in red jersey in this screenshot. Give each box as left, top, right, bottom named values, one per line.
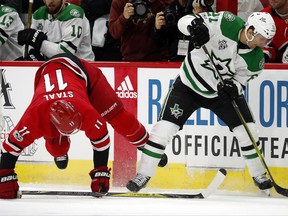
left=0, top=53, right=166, bottom=199
left=261, top=0, right=288, bottom=63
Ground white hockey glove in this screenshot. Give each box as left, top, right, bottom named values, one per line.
left=282, top=47, right=288, bottom=63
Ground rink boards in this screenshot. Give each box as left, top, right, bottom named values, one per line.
left=0, top=61, right=287, bottom=195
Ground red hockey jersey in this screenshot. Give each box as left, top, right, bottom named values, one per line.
left=2, top=56, right=123, bottom=156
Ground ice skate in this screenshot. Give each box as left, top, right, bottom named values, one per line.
left=126, top=173, right=151, bottom=192
left=253, top=173, right=273, bottom=196
left=54, top=154, right=69, bottom=170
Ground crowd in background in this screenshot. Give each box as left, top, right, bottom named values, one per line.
left=0, top=0, right=287, bottom=63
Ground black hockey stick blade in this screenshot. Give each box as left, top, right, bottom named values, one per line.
left=20, top=168, right=226, bottom=199
left=272, top=182, right=288, bottom=197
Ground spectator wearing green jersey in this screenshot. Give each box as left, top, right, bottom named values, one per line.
left=17, top=0, right=95, bottom=61
left=0, top=4, right=24, bottom=60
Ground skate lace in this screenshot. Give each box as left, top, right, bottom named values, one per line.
left=134, top=174, right=150, bottom=186
left=254, top=174, right=268, bottom=183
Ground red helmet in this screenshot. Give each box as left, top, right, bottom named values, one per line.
left=50, top=100, right=82, bottom=135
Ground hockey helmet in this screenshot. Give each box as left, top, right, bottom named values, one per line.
left=50, top=100, right=82, bottom=136
left=245, top=12, right=276, bottom=40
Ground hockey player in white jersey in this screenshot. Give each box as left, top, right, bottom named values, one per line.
left=17, top=0, right=94, bottom=61
left=0, top=4, right=24, bottom=60
left=126, top=12, right=276, bottom=193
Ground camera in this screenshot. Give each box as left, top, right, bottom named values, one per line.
left=131, top=0, right=148, bottom=21
left=163, top=8, right=178, bottom=26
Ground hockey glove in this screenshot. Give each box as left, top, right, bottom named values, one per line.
left=25, top=49, right=46, bottom=61
left=89, top=166, right=111, bottom=193
left=0, top=169, right=19, bottom=199
left=188, top=16, right=209, bottom=50
left=217, top=79, right=239, bottom=103
left=282, top=47, right=288, bottom=63
left=18, top=29, right=47, bottom=50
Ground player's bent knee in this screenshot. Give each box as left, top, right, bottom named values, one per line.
left=149, top=120, right=180, bottom=147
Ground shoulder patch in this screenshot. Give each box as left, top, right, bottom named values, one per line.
left=259, top=58, right=265, bottom=70
left=1, top=6, right=14, bottom=13
left=70, top=9, right=81, bottom=18
left=223, top=11, right=236, bottom=22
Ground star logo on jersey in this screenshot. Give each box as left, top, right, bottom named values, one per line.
left=201, top=51, right=233, bottom=80
left=170, top=104, right=183, bottom=119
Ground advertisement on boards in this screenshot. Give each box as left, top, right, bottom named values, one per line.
left=0, top=64, right=287, bottom=172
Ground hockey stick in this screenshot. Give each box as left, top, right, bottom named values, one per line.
left=20, top=168, right=226, bottom=199
left=24, top=0, right=34, bottom=59
left=202, top=45, right=288, bottom=197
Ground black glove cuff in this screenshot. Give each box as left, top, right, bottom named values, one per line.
left=33, top=30, right=47, bottom=50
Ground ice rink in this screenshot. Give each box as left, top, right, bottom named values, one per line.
left=1, top=186, right=288, bottom=216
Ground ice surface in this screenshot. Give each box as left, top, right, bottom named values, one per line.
left=0, top=185, right=288, bottom=216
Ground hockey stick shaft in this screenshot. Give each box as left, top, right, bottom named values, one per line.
left=24, top=0, right=34, bottom=59
left=202, top=45, right=288, bottom=197
left=20, top=168, right=226, bottom=199
left=20, top=191, right=204, bottom=199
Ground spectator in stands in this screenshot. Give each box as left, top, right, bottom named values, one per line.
left=0, top=53, right=152, bottom=199
left=261, top=0, right=288, bottom=63
left=154, top=0, right=214, bottom=62
left=126, top=11, right=276, bottom=194
left=81, top=0, right=122, bottom=61
left=109, top=0, right=167, bottom=61
left=0, top=4, right=24, bottom=60
left=237, top=0, right=264, bottom=21
left=17, top=0, right=95, bottom=61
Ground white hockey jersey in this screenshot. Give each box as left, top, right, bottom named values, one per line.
left=178, top=11, right=265, bottom=99
left=31, top=3, right=94, bottom=61
left=0, top=5, right=24, bottom=60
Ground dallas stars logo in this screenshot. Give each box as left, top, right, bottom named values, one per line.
left=170, top=104, right=183, bottom=119
left=201, top=51, right=233, bottom=80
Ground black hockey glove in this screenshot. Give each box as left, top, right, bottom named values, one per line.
left=17, top=29, right=47, bottom=50
left=25, top=49, right=45, bottom=61
left=217, top=79, right=239, bottom=103
left=187, top=16, right=209, bottom=50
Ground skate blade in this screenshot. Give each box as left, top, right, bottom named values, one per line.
left=17, top=191, right=22, bottom=199
left=260, top=189, right=271, bottom=197
left=163, top=164, right=170, bottom=169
